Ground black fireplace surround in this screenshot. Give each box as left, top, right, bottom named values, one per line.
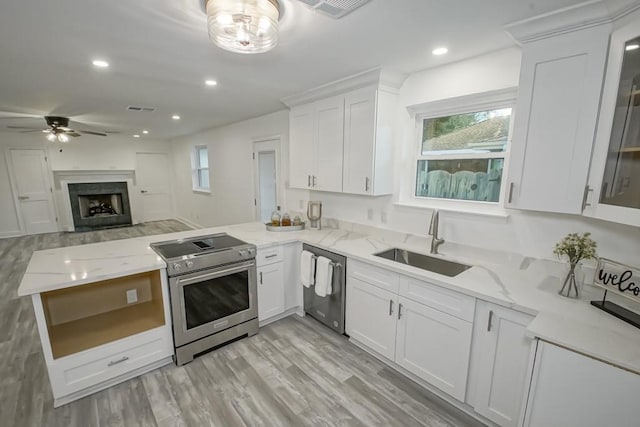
left=68, top=182, right=132, bottom=231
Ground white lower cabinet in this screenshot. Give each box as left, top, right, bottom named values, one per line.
left=523, top=341, right=640, bottom=427
left=257, top=262, right=285, bottom=321
left=346, top=260, right=474, bottom=401
left=395, top=296, right=472, bottom=401
left=345, top=277, right=398, bottom=360
left=469, top=301, right=534, bottom=427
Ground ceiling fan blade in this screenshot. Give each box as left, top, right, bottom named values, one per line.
left=78, top=130, right=108, bottom=136
left=67, top=132, right=82, bottom=137
left=6, top=125, right=42, bottom=130
left=0, top=116, right=40, bottom=120
left=58, top=126, right=73, bottom=131
left=19, top=129, right=44, bottom=133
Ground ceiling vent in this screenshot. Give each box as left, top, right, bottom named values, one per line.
left=126, top=106, right=156, bottom=112
left=296, top=0, right=371, bottom=19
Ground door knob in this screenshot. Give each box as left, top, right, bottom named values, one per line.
left=18, top=196, right=29, bottom=200
left=140, top=190, right=148, bottom=193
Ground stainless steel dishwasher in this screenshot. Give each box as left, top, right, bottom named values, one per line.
left=303, top=244, right=347, bottom=335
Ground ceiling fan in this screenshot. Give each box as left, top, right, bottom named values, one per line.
left=4, top=116, right=112, bottom=142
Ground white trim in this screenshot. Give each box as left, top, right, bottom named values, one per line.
left=407, top=87, right=518, bottom=118
left=174, top=216, right=203, bottom=229
left=393, top=201, right=510, bottom=220
left=0, top=230, right=22, bottom=239
left=191, top=145, right=210, bottom=192
left=191, top=188, right=211, bottom=194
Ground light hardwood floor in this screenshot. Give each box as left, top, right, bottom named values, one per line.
left=0, top=221, right=483, bottom=427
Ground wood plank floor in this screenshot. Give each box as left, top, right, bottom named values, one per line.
left=0, top=220, right=484, bottom=427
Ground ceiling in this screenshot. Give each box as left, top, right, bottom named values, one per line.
left=0, top=0, right=626, bottom=139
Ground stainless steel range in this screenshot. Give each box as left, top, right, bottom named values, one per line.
left=150, top=233, right=258, bottom=365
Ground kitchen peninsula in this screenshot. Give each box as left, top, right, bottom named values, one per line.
left=18, top=221, right=640, bottom=424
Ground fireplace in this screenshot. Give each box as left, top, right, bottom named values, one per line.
left=68, top=182, right=132, bottom=231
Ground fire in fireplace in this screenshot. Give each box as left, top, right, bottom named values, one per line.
left=68, top=182, right=132, bottom=231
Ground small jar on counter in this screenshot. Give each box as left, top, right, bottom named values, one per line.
left=293, top=215, right=302, bottom=226
left=281, top=213, right=292, bottom=226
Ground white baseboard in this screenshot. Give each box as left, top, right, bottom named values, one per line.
left=0, top=230, right=22, bottom=239
left=259, top=307, right=301, bottom=328
left=174, top=216, right=202, bottom=230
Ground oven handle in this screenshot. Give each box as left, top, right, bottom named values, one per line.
left=175, top=262, right=255, bottom=286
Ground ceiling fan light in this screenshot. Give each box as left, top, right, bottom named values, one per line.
left=58, top=133, right=69, bottom=143
left=46, top=132, right=56, bottom=142
left=206, top=0, right=279, bottom=54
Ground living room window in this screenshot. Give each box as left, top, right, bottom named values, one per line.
left=413, top=90, right=515, bottom=205
left=192, top=145, right=210, bottom=192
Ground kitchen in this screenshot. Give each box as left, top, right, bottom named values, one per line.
left=2, top=0, right=640, bottom=426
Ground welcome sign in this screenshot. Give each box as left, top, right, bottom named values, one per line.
left=593, top=258, right=640, bottom=304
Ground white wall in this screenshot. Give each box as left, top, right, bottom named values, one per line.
left=283, top=47, right=640, bottom=267
left=0, top=132, right=171, bottom=236
left=170, top=110, right=293, bottom=228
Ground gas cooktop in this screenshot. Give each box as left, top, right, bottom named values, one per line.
left=150, top=233, right=256, bottom=276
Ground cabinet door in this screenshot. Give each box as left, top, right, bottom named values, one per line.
left=506, top=25, right=609, bottom=214
left=471, top=302, right=533, bottom=427
left=289, top=104, right=315, bottom=189
left=343, top=88, right=376, bottom=195
left=345, top=277, right=397, bottom=360
left=257, top=263, right=285, bottom=321
left=395, top=296, right=472, bottom=401
left=523, top=341, right=640, bottom=427
left=314, top=96, right=344, bottom=192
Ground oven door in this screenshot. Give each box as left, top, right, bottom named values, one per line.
left=170, top=260, right=257, bottom=347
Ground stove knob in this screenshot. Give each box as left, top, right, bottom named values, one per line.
left=248, top=248, right=255, bottom=256
left=173, top=263, right=182, bottom=271
left=238, top=250, right=247, bottom=257
left=186, top=261, right=194, bottom=268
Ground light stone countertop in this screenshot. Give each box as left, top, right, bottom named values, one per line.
left=17, top=221, right=640, bottom=375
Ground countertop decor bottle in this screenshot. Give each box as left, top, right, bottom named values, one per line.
left=271, top=207, right=281, bottom=226
left=281, top=213, right=291, bottom=226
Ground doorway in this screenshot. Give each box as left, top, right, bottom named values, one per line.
left=253, top=139, right=280, bottom=223
left=136, top=152, right=173, bottom=222
left=7, top=148, right=58, bottom=235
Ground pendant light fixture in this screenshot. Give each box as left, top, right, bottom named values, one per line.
left=205, top=0, right=280, bottom=54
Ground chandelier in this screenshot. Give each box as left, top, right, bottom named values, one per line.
left=205, top=0, right=280, bottom=54
left=45, top=129, right=70, bottom=143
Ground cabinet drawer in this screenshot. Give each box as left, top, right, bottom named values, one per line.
left=257, top=246, right=284, bottom=266
left=399, top=276, right=475, bottom=322
left=348, top=259, right=399, bottom=293
left=52, top=328, right=172, bottom=397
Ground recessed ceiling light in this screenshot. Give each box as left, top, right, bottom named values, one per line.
left=92, top=59, right=109, bottom=68
left=142, top=130, right=149, bottom=134
left=133, top=134, right=140, bottom=138
left=172, top=115, right=181, bottom=120
left=432, top=47, right=448, bottom=56
left=626, top=43, right=640, bottom=51
left=205, top=79, right=218, bottom=86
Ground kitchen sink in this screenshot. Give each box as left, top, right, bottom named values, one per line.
left=374, top=248, right=471, bottom=277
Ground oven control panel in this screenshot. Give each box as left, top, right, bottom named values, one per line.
left=167, top=245, right=256, bottom=276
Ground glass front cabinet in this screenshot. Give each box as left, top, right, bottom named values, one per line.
left=586, top=14, right=640, bottom=226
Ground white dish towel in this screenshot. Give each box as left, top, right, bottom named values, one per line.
left=314, top=256, right=333, bottom=297
left=300, top=250, right=315, bottom=288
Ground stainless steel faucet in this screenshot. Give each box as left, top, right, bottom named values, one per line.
left=428, top=209, right=445, bottom=254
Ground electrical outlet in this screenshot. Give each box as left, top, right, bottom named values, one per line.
left=126, top=289, right=138, bottom=304
left=367, top=208, right=374, bottom=220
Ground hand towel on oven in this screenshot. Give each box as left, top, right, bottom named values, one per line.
left=314, top=256, right=333, bottom=297
left=300, top=250, right=315, bottom=288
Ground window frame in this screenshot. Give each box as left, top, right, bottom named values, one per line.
left=408, top=88, right=518, bottom=209
left=191, top=145, right=210, bottom=193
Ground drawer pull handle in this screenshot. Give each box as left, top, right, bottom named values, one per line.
left=108, top=356, right=129, bottom=367
left=487, top=310, right=494, bottom=332
left=389, top=300, right=394, bottom=316
left=265, top=254, right=278, bottom=259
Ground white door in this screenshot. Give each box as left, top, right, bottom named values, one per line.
left=345, top=277, right=398, bottom=360
left=8, top=149, right=57, bottom=235
left=472, top=302, right=533, bottom=427
left=343, top=87, right=376, bottom=195
left=253, top=139, right=279, bottom=223
left=289, top=104, right=315, bottom=189
left=136, top=152, right=172, bottom=222
left=257, top=262, right=285, bottom=321
left=395, top=296, right=473, bottom=401
left=314, top=96, right=344, bottom=192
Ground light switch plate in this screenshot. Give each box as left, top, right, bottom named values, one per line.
left=126, top=289, right=138, bottom=304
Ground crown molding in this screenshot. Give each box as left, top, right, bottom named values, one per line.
left=504, top=0, right=640, bottom=44
left=280, top=68, right=407, bottom=108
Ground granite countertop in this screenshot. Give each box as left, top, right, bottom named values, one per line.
left=17, top=221, right=640, bottom=375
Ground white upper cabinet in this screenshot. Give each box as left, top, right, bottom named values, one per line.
left=584, top=11, right=640, bottom=226
left=342, top=87, right=395, bottom=195
left=283, top=69, right=404, bottom=195
left=288, top=96, right=344, bottom=192
left=506, top=23, right=610, bottom=214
